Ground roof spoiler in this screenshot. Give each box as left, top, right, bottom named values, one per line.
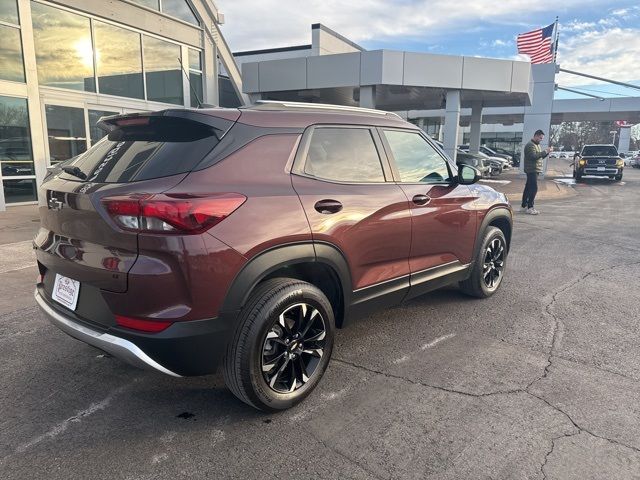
left=97, top=109, right=241, bottom=138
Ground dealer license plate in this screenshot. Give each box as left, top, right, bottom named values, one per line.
left=52, top=274, right=80, bottom=311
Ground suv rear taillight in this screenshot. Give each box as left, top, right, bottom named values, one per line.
left=102, top=193, right=246, bottom=234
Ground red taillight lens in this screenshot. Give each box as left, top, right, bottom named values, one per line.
left=102, top=193, right=246, bottom=234
left=115, top=117, right=150, bottom=127
left=115, top=315, right=172, bottom=333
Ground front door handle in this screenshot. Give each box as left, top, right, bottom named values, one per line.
left=314, top=199, right=343, bottom=214
left=412, top=194, right=431, bottom=206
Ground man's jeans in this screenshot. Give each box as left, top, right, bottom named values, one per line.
left=522, top=172, right=538, bottom=209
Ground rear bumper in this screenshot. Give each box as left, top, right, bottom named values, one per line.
left=35, top=288, right=235, bottom=377
left=35, top=289, right=181, bottom=376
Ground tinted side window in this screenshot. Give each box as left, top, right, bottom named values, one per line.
left=304, top=128, right=385, bottom=183
left=384, top=130, right=451, bottom=183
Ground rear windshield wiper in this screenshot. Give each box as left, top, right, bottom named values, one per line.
left=62, top=165, right=87, bottom=180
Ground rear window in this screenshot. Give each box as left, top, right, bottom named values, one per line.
left=58, top=116, right=223, bottom=183
left=582, top=145, right=618, bottom=157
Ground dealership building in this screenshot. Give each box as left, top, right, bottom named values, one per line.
left=0, top=0, right=245, bottom=210
left=1, top=3, right=638, bottom=210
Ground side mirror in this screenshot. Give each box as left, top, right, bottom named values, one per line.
left=457, top=163, right=481, bottom=185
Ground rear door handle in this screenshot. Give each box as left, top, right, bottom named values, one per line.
left=314, top=199, right=343, bottom=214
left=412, top=194, right=431, bottom=206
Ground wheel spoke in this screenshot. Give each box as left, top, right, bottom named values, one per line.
left=304, top=329, right=326, bottom=343
left=262, top=351, right=286, bottom=372
left=269, top=357, right=290, bottom=388
left=288, top=359, right=297, bottom=392
left=300, top=308, right=319, bottom=338
left=297, top=356, right=309, bottom=383
left=295, top=304, right=308, bottom=334
left=278, top=313, right=294, bottom=335
left=302, top=348, right=323, bottom=358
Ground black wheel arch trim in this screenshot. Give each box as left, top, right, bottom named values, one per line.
left=473, top=207, right=512, bottom=262
left=220, top=242, right=352, bottom=322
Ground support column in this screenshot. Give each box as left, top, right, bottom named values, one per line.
left=521, top=64, right=556, bottom=175
left=359, top=86, right=376, bottom=109
left=443, top=90, right=461, bottom=162
left=469, top=101, right=483, bottom=154
left=248, top=93, right=262, bottom=104
left=618, top=125, right=631, bottom=153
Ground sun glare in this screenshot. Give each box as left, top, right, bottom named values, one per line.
left=74, top=38, right=95, bottom=68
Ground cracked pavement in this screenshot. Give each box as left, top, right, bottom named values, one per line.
left=1, top=165, right=640, bottom=479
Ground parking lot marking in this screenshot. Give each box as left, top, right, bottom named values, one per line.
left=15, top=381, right=134, bottom=453
left=421, top=333, right=456, bottom=350
left=480, top=179, right=512, bottom=184
left=392, top=355, right=410, bottom=364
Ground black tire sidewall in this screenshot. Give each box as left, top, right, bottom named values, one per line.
left=241, top=282, right=335, bottom=411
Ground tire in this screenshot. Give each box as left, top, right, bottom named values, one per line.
left=614, top=174, right=623, bottom=182
left=223, top=278, right=335, bottom=411
left=459, top=226, right=507, bottom=298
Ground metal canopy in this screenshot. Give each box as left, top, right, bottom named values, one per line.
left=241, top=50, right=533, bottom=110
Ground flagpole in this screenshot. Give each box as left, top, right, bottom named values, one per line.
left=553, top=16, right=559, bottom=63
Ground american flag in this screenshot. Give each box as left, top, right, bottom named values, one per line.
left=517, top=23, right=556, bottom=64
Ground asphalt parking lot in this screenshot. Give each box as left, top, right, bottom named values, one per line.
left=1, top=161, right=639, bottom=479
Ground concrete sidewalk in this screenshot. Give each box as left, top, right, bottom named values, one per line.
left=0, top=204, right=40, bottom=245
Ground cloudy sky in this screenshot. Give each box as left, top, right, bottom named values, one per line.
left=217, top=0, right=640, bottom=99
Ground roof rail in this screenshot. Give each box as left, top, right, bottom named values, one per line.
left=249, top=100, right=403, bottom=119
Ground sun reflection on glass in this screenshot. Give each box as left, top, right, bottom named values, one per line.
left=74, top=38, right=94, bottom=69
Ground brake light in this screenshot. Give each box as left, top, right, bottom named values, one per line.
left=114, top=117, right=150, bottom=127
left=115, top=315, right=172, bottom=333
left=102, top=193, right=246, bottom=234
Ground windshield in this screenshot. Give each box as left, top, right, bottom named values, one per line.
left=582, top=145, right=618, bottom=157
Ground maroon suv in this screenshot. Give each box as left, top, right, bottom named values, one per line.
left=34, top=101, right=512, bottom=411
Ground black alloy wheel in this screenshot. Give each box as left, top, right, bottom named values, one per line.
left=459, top=226, right=507, bottom=298
left=261, top=303, right=327, bottom=393
left=223, top=278, right=335, bottom=411
left=482, top=238, right=505, bottom=291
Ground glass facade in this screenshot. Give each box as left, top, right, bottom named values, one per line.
left=0, top=1, right=19, bottom=24
left=0, top=0, right=213, bottom=207
left=0, top=25, right=25, bottom=83
left=0, top=93, right=36, bottom=204
left=129, top=0, right=160, bottom=9
left=0, top=96, right=33, bottom=177
left=162, top=0, right=199, bottom=25
left=31, top=2, right=96, bottom=91
left=144, top=36, right=183, bottom=105
left=45, top=105, right=87, bottom=164
left=88, top=109, right=118, bottom=145
left=188, top=48, right=201, bottom=70
left=95, top=22, right=144, bottom=99
left=3, top=178, right=37, bottom=203
left=128, top=0, right=198, bottom=25
left=188, top=48, right=203, bottom=107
